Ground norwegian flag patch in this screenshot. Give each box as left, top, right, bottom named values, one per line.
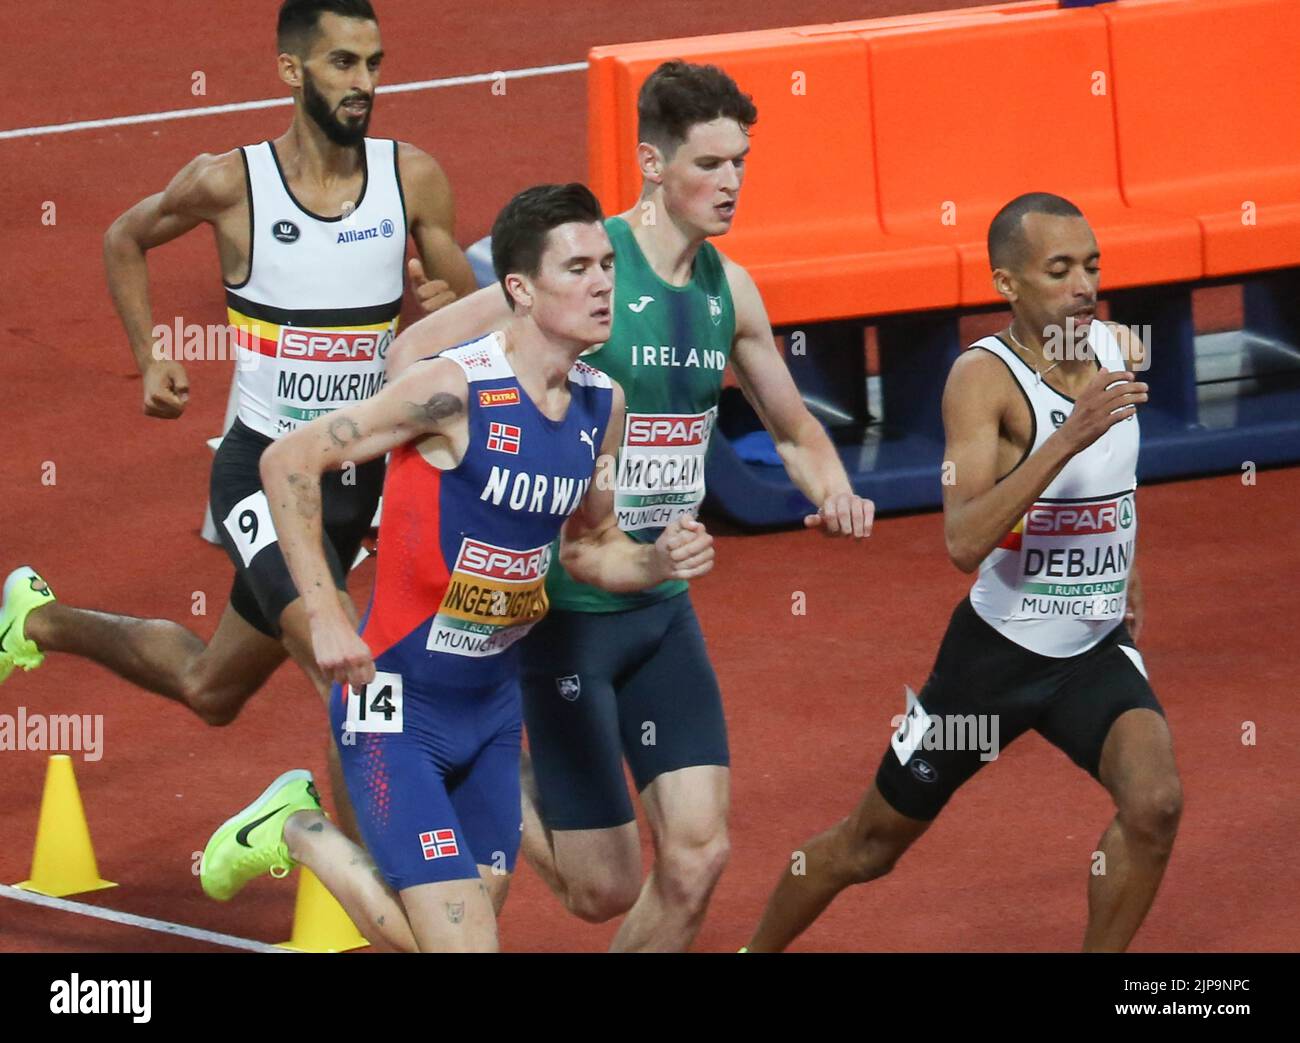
left=487, top=421, right=521, bottom=454
left=420, top=828, right=460, bottom=860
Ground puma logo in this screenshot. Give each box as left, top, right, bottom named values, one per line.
left=579, top=428, right=598, bottom=459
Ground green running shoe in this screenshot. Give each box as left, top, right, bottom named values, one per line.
left=200, top=769, right=322, bottom=901
left=0, top=567, right=56, bottom=684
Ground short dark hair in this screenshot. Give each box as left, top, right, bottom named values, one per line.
left=491, top=184, right=606, bottom=308
left=277, top=0, right=377, bottom=56
left=987, top=192, right=1085, bottom=270
left=637, top=60, right=758, bottom=157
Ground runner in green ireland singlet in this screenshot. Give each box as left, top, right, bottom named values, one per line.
left=545, top=215, right=735, bottom=613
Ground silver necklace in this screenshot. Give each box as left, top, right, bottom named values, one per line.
left=1008, top=324, right=1060, bottom=386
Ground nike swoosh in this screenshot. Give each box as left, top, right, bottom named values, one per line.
left=235, top=803, right=289, bottom=847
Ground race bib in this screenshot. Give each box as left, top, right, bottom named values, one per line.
left=890, top=685, right=934, bottom=767
left=1012, top=491, right=1136, bottom=621
left=616, top=408, right=716, bottom=531
left=222, top=490, right=278, bottom=567
left=345, top=672, right=404, bottom=733
left=426, top=538, right=551, bottom=658
left=272, top=324, right=394, bottom=433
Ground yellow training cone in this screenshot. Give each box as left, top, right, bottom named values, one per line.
left=277, top=867, right=368, bottom=952
left=15, top=755, right=116, bottom=897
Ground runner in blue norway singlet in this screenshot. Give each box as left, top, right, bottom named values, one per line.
left=329, top=332, right=614, bottom=889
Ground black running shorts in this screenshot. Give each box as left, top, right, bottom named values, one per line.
left=519, top=592, right=729, bottom=831
left=875, top=597, right=1163, bottom=822
left=209, top=418, right=384, bottom=637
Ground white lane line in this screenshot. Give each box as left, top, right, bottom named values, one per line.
left=0, top=60, right=588, bottom=141
left=0, top=883, right=287, bottom=953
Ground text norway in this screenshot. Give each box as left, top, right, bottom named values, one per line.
left=480, top=467, right=590, bottom=516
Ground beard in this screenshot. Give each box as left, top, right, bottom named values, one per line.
left=302, top=69, right=371, bottom=147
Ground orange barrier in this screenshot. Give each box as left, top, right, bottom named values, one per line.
left=868, top=7, right=1202, bottom=306
left=587, top=10, right=1056, bottom=323
left=793, top=0, right=1057, bottom=36
left=1105, top=0, right=1300, bottom=276
left=587, top=0, right=1300, bottom=321
left=598, top=31, right=965, bottom=323
left=588, top=1, right=1055, bottom=224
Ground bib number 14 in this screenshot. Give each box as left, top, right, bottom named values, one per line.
left=345, top=672, right=403, bottom=733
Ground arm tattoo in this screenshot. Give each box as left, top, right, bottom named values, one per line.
left=405, top=392, right=464, bottom=426
left=286, top=472, right=320, bottom=521
left=328, top=415, right=362, bottom=448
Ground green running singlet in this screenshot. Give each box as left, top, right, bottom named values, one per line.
left=546, top=215, right=737, bottom=613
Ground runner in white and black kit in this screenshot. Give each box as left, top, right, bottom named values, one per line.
left=0, top=2, right=476, bottom=841
left=746, top=193, right=1183, bottom=953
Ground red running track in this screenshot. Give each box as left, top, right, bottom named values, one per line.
left=1, top=1, right=1296, bottom=951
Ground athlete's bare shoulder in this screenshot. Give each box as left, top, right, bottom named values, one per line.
left=949, top=342, right=1011, bottom=383
left=943, top=344, right=1017, bottom=422
left=160, top=148, right=247, bottom=221
left=714, top=250, right=767, bottom=330
left=405, top=351, right=473, bottom=395
left=401, top=353, right=470, bottom=408
left=715, top=248, right=752, bottom=288
left=394, top=141, right=453, bottom=200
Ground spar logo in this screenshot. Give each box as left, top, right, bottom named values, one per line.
left=1026, top=497, right=1132, bottom=536
left=279, top=328, right=392, bottom=362
left=456, top=538, right=551, bottom=582
left=626, top=412, right=712, bottom=448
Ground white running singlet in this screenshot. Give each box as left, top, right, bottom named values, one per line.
left=225, top=138, right=407, bottom=437
left=968, top=321, right=1140, bottom=658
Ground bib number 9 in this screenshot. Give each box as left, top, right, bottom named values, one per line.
left=345, top=672, right=404, bottom=733
left=222, top=491, right=278, bottom=567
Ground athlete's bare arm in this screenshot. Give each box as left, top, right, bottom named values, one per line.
left=387, top=285, right=513, bottom=378
left=560, top=382, right=715, bottom=591
left=941, top=348, right=1149, bottom=573
left=104, top=150, right=248, bottom=418
left=722, top=256, right=874, bottom=537
left=259, top=357, right=470, bottom=685
left=1106, top=321, right=1147, bottom=639
left=397, top=143, right=478, bottom=313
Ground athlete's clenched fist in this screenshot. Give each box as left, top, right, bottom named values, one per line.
left=654, top=514, right=715, bottom=581
left=143, top=359, right=190, bottom=418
